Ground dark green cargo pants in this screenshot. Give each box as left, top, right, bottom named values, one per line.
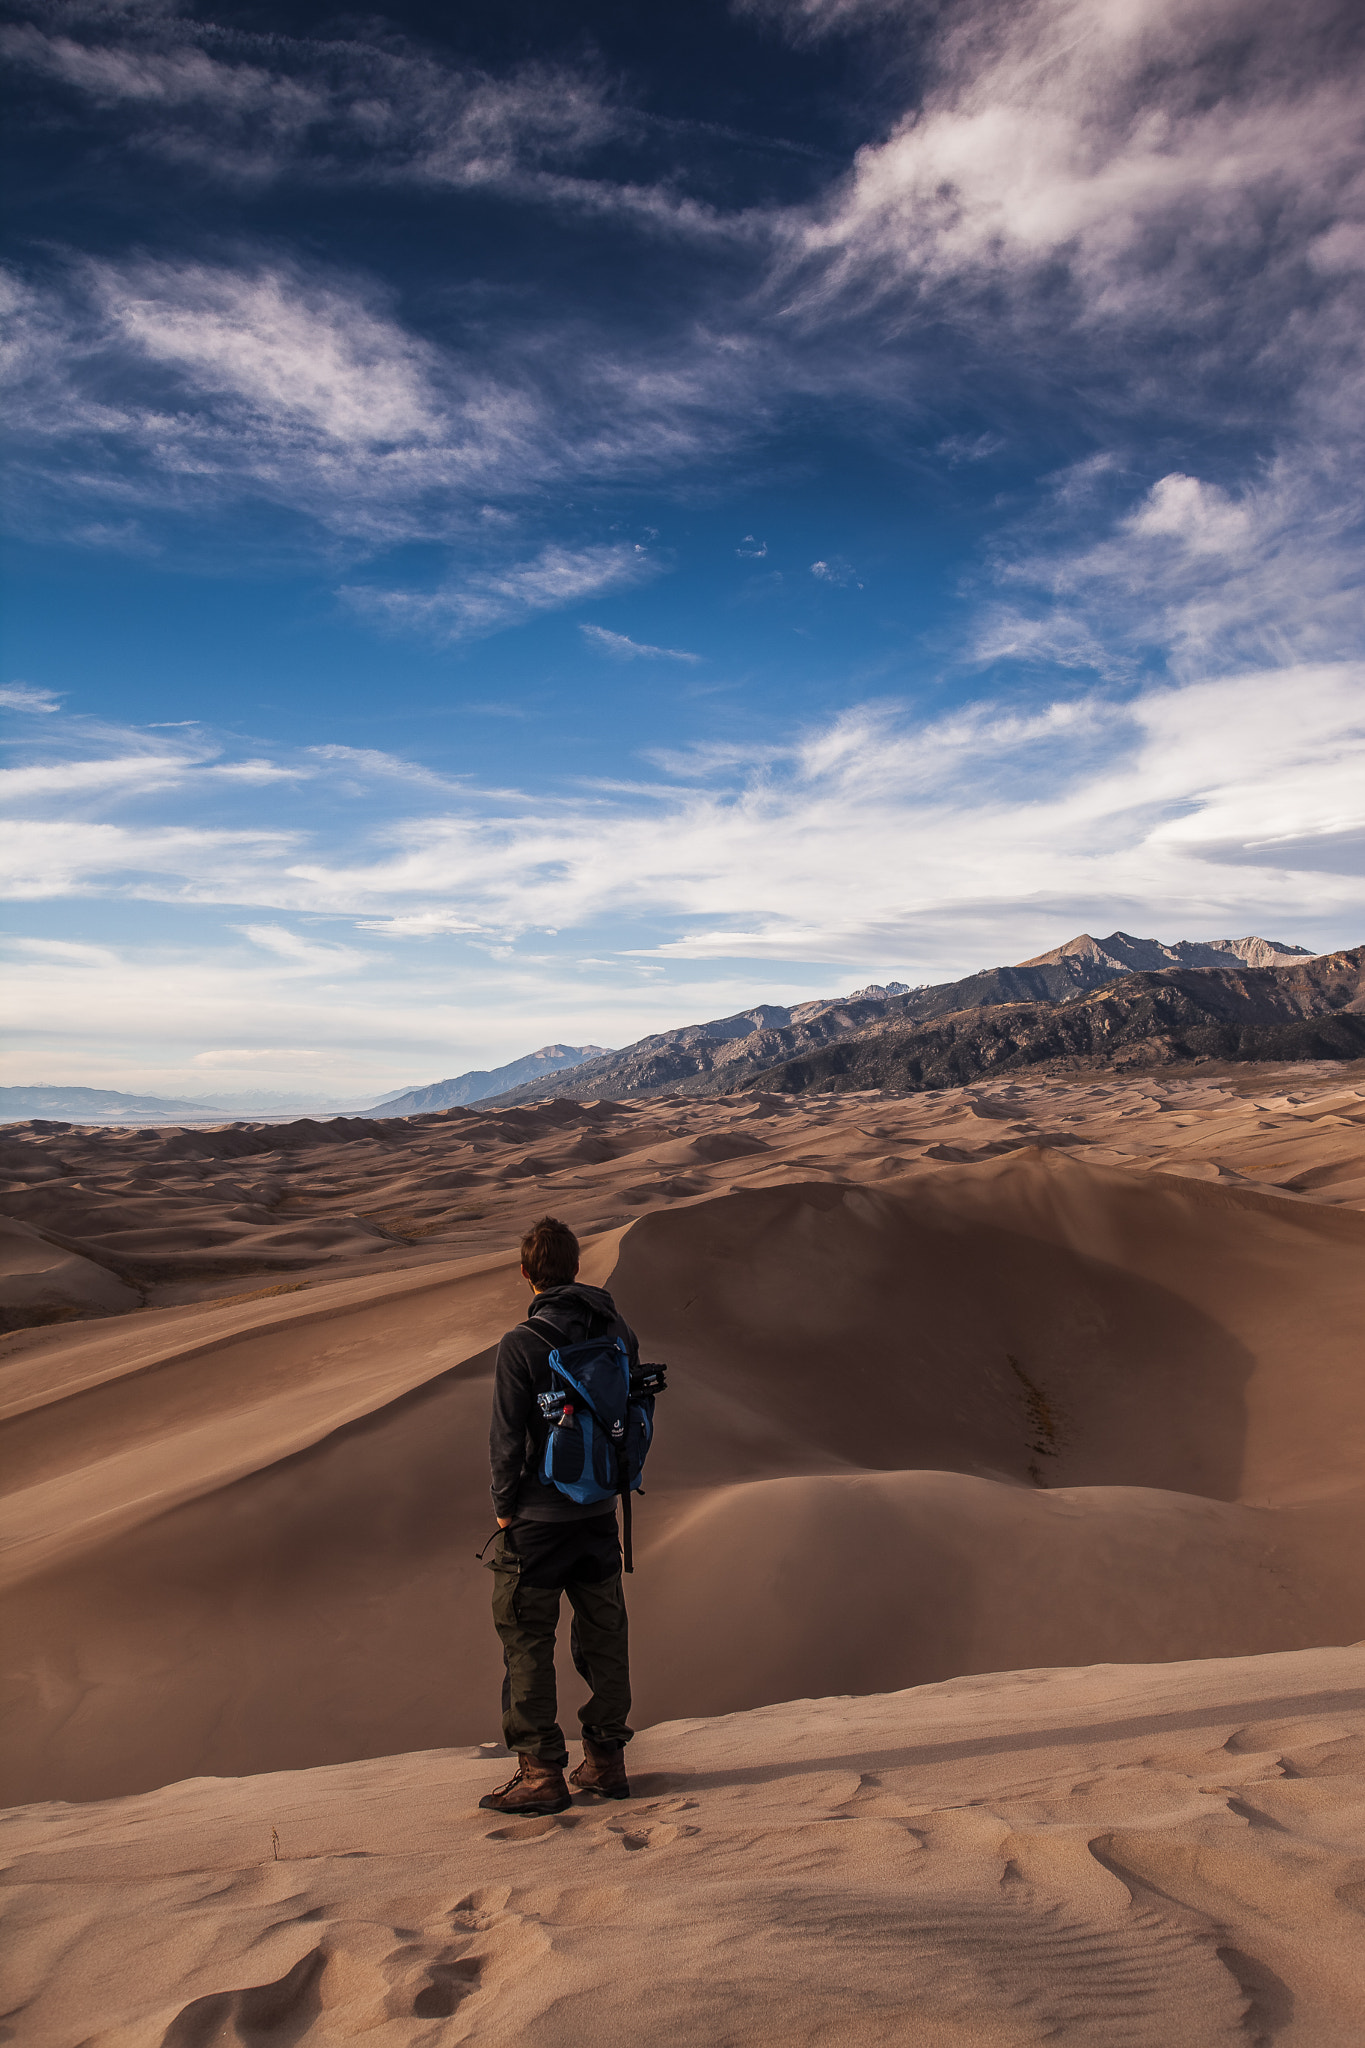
left=488, top=1517, right=633, bottom=1766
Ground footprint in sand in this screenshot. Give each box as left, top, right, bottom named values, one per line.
left=161, top=1948, right=327, bottom=2046
left=486, top=1810, right=694, bottom=1849
left=408, top=1954, right=484, bottom=2020
left=607, top=1820, right=690, bottom=1850
left=484, top=1813, right=588, bottom=1843
left=449, top=1886, right=512, bottom=1928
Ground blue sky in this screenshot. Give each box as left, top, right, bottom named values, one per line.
left=3, top=0, right=1363, bottom=1104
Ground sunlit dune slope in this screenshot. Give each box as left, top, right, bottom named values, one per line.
left=2, top=1142, right=1361, bottom=1805
left=5, top=1647, right=1364, bottom=2048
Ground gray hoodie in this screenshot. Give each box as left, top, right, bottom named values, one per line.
left=488, top=1282, right=640, bottom=1523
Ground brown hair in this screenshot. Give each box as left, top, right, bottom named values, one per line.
left=520, top=1215, right=580, bottom=1288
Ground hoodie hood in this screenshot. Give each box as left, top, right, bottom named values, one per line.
left=526, top=1281, right=618, bottom=1340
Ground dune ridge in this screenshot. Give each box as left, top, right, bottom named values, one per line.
left=2, top=1065, right=1363, bottom=1335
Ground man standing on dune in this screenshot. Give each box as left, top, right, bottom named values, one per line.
left=479, top=1215, right=637, bottom=1816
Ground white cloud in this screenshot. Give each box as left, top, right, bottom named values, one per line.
left=207, top=758, right=302, bottom=784
left=233, top=923, right=368, bottom=971
left=0, top=921, right=781, bottom=1099
left=580, top=623, right=701, bottom=662
left=781, top=0, right=1365, bottom=454
left=938, top=432, right=1006, bottom=464
left=992, top=456, right=1365, bottom=680
left=0, top=22, right=620, bottom=193
left=1, top=18, right=753, bottom=257
left=0, top=684, right=62, bottom=713
left=191, top=1047, right=331, bottom=1068
left=738, top=0, right=907, bottom=31
left=7, top=937, right=121, bottom=967
left=4, top=664, right=1358, bottom=1093
left=1, top=257, right=544, bottom=547
left=0, top=818, right=299, bottom=899
left=3, top=254, right=765, bottom=553
left=350, top=542, right=658, bottom=640
left=5, top=667, right=1357, bottom=958
left=98, top=262, right=445, bottom=446
left=0, top=752, right=195, bottom=801
left=306, top=745, right=459, bottom=788
left=810, top=557, right=862, bottom=587
left=1124, top=474, right=1253, bottom=556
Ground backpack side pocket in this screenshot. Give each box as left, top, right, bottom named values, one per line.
left=542, top=1414, right=586, bottom=1493
left=622, top=1394, right=654, bottom=1493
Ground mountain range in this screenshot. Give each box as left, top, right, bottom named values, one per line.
left=370, top=1044, right=610, bottom=1116
left=479, top=932, right=1331, bottom=1108
left=5, top=935, right=1345, bottom=1128
left=0, top=1048, right=611, bottom=1127
left=0, top=1086, right=226, bottom=1124
left=760, top=947, right=1365, bottom=1096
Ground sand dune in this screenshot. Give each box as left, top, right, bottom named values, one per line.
left=2, top=1065, right=1363, bottom=1334
left=3, top=1071, right=1364, bottom=2040
left=3, top=1646, right=1363, bottom=2045
left=2, top=1078, right=1362, bottom=1809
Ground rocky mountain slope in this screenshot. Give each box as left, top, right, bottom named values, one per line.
left=756, top=948, right=1365, bottom=1095
left=486, top=932, right=1324, bottom=1106
left=370, top=1042, right=609, bottom=1116
left=1017, top=932, right=1314, bottom=972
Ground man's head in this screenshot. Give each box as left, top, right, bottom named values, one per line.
left=520, top=1214, right=580, bottom=1291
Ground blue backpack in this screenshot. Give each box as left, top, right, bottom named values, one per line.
left=529, top=1316, right=663, bottom=1570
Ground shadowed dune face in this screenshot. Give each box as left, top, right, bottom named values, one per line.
left=609, top=1172, right=1257, bottom=1499
left=2, top=1141, right=1362, bottom=1805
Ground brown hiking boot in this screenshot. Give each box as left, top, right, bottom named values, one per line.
left=478, top=1754, right=571, bottom=1816
left=569, top=1737, right=630, bottom=1800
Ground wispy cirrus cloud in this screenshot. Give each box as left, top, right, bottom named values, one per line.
left=810, top=557, right=862, bottom=587
left=786, top=0, right=1365, bottom=354
left=98, top=262, right=447, bottom=445
left=0, top=818, right=299, bottom=900
left=762, top=0, right=1365, bottom=680
left=0, top=20, right=619, bottom=192
left=0, top=683, right=62, bottom=713
left=4, top=668, right=1360, bottom=957
left=0, top=752, right=198, bottom=802
left=977, top=451, right=1365, bottom=684
left=0, top=13, right=752, bottom=249
left=580, top=624, right=701, bottom=662
left=233, top=923, right=369, bottom=972
left=305, top=745, right=459, bottom=789
left=347, top=542, right=659, bottom=640
left=1, top=257, right=542, bottom=545
left=1, top=252, right=769, bottom=561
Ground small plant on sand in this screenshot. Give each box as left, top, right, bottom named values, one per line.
left=1007, top=1353, right=1064, bottom=1486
